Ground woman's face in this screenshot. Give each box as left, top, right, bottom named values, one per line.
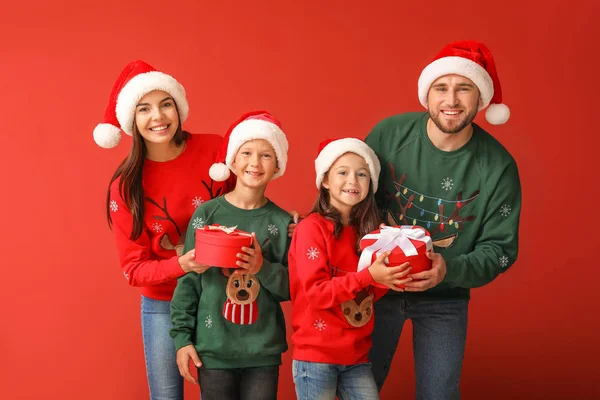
left=134, top=90, right=179, bottom=145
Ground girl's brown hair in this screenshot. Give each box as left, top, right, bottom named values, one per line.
left=105, top=106, right=189, bottom=240
left=310, top=172, right=381, bottom=253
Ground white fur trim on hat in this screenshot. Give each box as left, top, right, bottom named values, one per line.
left=224, top=119, right=289, bottom=181
left=115, top=71, right=189, bottom=135
left=93, top=123, right=122, bottom=149
left=315, top=138, right=381, bottom=192
left=418, top=56, right=494, bottom=111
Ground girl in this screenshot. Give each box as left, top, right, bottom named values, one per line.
left=170, top=111, right=291, bottom=400
left=95, top=60, right=234, bottom=399
left=288, top=138, right=412, bottom=400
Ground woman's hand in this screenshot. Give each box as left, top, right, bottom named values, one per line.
left=176, top=344, right=202, bottom=384
left=178, top=249, right=212, bottom=274
left=235, top=233, right=264, bottom=275
left=368, top=251, right=412, bottom=291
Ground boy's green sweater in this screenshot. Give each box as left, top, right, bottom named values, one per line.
left=170, top=196, right=292, bottom=369
left=365, top=112, right=521, bottom=300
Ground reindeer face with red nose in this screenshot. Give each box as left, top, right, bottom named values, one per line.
left=222, top=273, right=261, bottom=325
left=225, top=273, right=260, bottom=305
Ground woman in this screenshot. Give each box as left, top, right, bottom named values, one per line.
left=94, top=60, right=234, bottom=399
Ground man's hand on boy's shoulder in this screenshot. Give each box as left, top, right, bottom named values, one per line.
left=287, top=210, right=303, bottom=237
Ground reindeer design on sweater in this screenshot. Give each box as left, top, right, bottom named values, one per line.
left=331, top=264, right=374, bottom=328
left=385, top=164, right=480, bottom=249
left=145, top=196, right=186, bottom=255
left=221, top=269, right=261, bottom=324
left=341, top=288, right=374, bottom=328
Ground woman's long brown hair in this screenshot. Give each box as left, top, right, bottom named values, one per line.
left=310, top=173, right=382, bottom=253
left=105, top=108, right=189, bottom=240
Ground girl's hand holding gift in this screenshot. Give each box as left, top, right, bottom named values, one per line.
left=368, top=251, right=412, bottom=291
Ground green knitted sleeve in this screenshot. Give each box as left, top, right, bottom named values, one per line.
left=444, top=161, right=522, bottom=288
left=255, top=211, right=292, bottom=302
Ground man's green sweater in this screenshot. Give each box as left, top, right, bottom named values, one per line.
left=365, top=112, right=521, bottom=300
left=170, top=196, right=292, bottom=369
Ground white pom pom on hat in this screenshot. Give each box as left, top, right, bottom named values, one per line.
left=93, top=60, right=189, bottom=148
left=418, top=40, right=510, bottom=125
left=209, top=111, right=289, bottom=182
left=209, top=162, right=231, bottom=182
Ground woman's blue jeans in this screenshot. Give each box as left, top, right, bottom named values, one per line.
left=141, top=296, right=184, bottom=400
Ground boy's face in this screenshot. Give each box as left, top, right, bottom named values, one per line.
left=231, top=139, right=279, bottom=189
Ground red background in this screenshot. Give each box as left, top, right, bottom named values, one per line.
left=1, top=1, right=598, bottom=399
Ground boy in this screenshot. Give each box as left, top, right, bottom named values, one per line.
left=170, top=111, right=291, bottom=400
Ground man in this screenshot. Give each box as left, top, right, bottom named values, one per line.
left=365, top=40, right=521, bottom=399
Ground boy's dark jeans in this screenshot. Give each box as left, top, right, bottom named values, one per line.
left=198, top=365, right=280, bottom=400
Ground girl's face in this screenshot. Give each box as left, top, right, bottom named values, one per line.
left=231, top=139, right=279, bottom=189
left=323, top=152, right=370, bottom=214
left=134, top=90, right=179, bottom=145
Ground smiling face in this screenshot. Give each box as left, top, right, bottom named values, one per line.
left=231, top=139, right=279, bottom=189
left=322, top=152, right=370, bottom=218
left=134, top=90, right=179, bottom=145
left=427, top=74, right=482, bottom=134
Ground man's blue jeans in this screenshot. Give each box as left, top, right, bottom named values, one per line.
left=292, top=360, right=379, bottom=400
left=141, top=296, right=183, bottom=400
left=368, top=296, right=469, bottom=400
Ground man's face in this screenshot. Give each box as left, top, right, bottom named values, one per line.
left=427, top=74, right=482, bottom=134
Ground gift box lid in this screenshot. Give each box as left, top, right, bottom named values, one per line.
left=195, top=225, right=253, bottom=247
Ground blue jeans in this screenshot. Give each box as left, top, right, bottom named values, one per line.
left=198, top=366, right=279, bottom=400
left=292, top=360, right=379, bottom=400
left=368, top=296, right=468, bottom=400
left=141, top=296, right=183, bottom=400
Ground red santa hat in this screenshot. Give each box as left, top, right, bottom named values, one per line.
left=93, top=60, right=189, bottom=148
left=314, top=138, right=381, bottom=191
left=418, top=40, right=510, bottom=125
left=209, top=111, right=289, bottom=182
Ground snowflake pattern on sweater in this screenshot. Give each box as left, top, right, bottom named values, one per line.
left=306, top=246, right=319, bottom=260
left=192, top=196, right=204, bottom=208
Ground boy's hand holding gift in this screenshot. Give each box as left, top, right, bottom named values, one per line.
left=235, top=232, right=264, bottom=275
left=359, top=225, right=434, bottom=290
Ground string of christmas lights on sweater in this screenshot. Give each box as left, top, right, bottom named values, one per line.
left=392, top=182, right=479, bottom=229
